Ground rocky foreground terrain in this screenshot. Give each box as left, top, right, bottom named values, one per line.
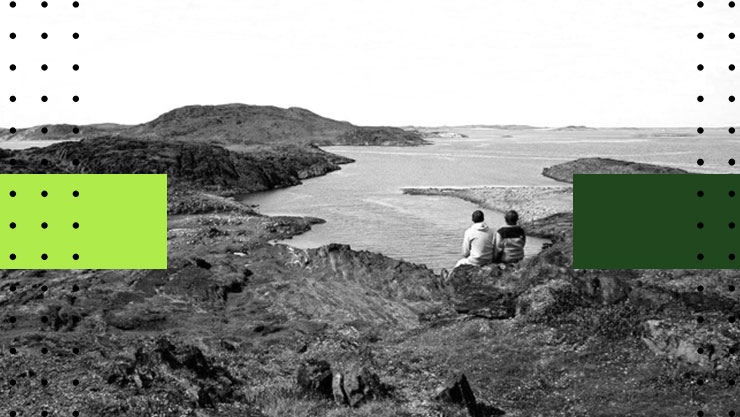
left=1, top=141, right=738, bottom=417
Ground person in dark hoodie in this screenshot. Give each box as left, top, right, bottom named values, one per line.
left=455, top=210, right=495, bottom=268
left=493, top=210, right=526, bottom=264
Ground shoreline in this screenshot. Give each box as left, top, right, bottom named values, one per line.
left=402, top=185, right=573, bottom=224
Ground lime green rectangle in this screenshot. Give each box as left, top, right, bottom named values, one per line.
left=574, top=174, right=740, bottom=269
left=0, top=174, right=167, bottom=269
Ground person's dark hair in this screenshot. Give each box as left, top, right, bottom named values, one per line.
left=504, top=210, right=519, bottom=225
left=472, top=210, right=484, bottom=223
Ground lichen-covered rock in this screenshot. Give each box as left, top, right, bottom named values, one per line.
left=296, top=359, right=333, bottom=399
left=341, top=365, right=383, bottom=407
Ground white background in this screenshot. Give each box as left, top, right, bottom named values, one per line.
left=0, top=0, right=737, bottom=128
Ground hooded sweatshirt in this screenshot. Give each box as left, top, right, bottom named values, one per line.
left=461, top=222, right=495, bottom=266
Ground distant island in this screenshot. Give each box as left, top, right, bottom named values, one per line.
left=542, top=157, right=690, bottom=183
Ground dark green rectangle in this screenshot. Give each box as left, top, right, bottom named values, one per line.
left=574, top=174, right=740, bottom=269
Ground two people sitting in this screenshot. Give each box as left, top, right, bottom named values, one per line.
left=455, top=209, right=526, bottom=268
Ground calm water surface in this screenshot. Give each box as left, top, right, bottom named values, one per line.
left=244, top=127, right=737, bottom=271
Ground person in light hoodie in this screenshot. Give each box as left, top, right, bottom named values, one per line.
left=455, top=210, right=495, bottom=268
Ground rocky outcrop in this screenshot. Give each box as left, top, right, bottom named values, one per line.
left=542, top=157, right=689, bottom=183
left=105, top=338, right=241, bottom=408
left=297, top=360, right=385, bottom=407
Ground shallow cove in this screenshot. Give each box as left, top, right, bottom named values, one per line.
left=241, top=146, right=557, bottom=271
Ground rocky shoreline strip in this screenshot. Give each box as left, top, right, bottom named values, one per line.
left=402, top=185, right=572, bottom=225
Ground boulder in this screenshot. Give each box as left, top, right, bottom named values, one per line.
left=296, top=359, right=333, bottom=399
left=332, top=372, right=348, bottom=405
left=434, top=373, right=478, bottom=416
left=342, top=365, right=382, bottom=407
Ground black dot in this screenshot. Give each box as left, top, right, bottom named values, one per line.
left=9, top=285, right=15, bottom=291
left=698, top=159, right=705, bottom=166
left=730, top=316, right=737, bottom=322
left=41, top=347, right=48, bottom=354
left=72, top=379, right=79, bottom=386
left=9, top=32, right=16, bottom=39
left=698, top=347, right=705, bottom=354
left=730, top=379, right=736, bottom=386
left=10, top=412, right=16, bottom=417
left=697, top=285, right=704, bottom=291
left=698, top=95, right=705, bottom=102
left=731, top=285, right=737, bottom=292
left=9, top=1, right=15, bottom=7
left=732, top=33, right=737, bottom=39
left=698, top=1, right=704, bottom=6
left=40, top=378, right=47, bottom=386
left=27, top=370, right=35, bottom=378
left=41, top=127, right=48, bottom=134
left=40, top=158, right=48, bottom=165
left=731, top=254, right=736, bottom=260
left=73, top=190, right=79, bottom=197
left=731, top=346, right=738, bottom=354
left=41, top=95, right=48, bottom=102
left=697, top=315, right=705, bottom=323
left=73, top=1, right=79, bottom=6
left=41, top=412, right=47, bottom=417
left=698, top=127, right=704, bottom=134
left=73, top=64, right=79, bottom=71
left=72, top=32, right=79, bottom=39
left=698, top=33, right=704, bottom=39
left=41, top=315, right=48, bottom=323
left=9, top=347, right=17, bottom=354
left=697, top=222, right=704, bottom=229
left=8, top=316, right=16, bottom=323
left=732, top=127, right=737, bottom=134
left=9, top=253, right=16, bottom=261
left=697, top=64, right=704, bottom=71
left=9, top=95, right=16, bottom=102
left=73, top=222, right=79, bottom=229
left=72, top=95, right=79, bottom=102
left=697, top=379, right=705, bottom=385
left=72, top=412, right=79, bottom=417
left=9, top=190, right=15, bottom=197
left=72, top=158, right=80, bottom=165
left=698, top=253, right=704, bottom=260
left=698, top=190, right=704, bottom=197
left=41, top=32, right=47, bottom=39
left=72, top=347, right=80, bottom=354
left=72, top=127, right=80, bottom=134
left=41, top=190, right=48, bottom=197
left=41, top=222, right=47, bottom=229
left=732, top=1, right=737, bottom=6
left=731, top=159, right=737, bottom=166
left=731, top=222, right=736, bottom=229
left=72, top=284, right=79, bottom=292
left=72, top=253, right=79, bottom=260
left=41, top=253, right=48, bottom=260
left=731, top=190, right=736, bottom=197
left=698, top=411, right=705, bottom=417
left=9, top=127, right=16, bottom=134
left=9, top=64, right=15, bottom=71
left=41, top=0, right=47, bottom=6
left=731, top=64, right=737, bottom=71
left=731, top=96, right=737, bottom=102
left=9, top=222, right=15, bottom=229
left=9, top=379, right=15, bottom=385
left=41, top=64, right=47, bottom=71
left=9, top=159, right=15, bottom=165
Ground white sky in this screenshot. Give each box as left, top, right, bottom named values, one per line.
left=0, top=0, right=737, bottom=128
